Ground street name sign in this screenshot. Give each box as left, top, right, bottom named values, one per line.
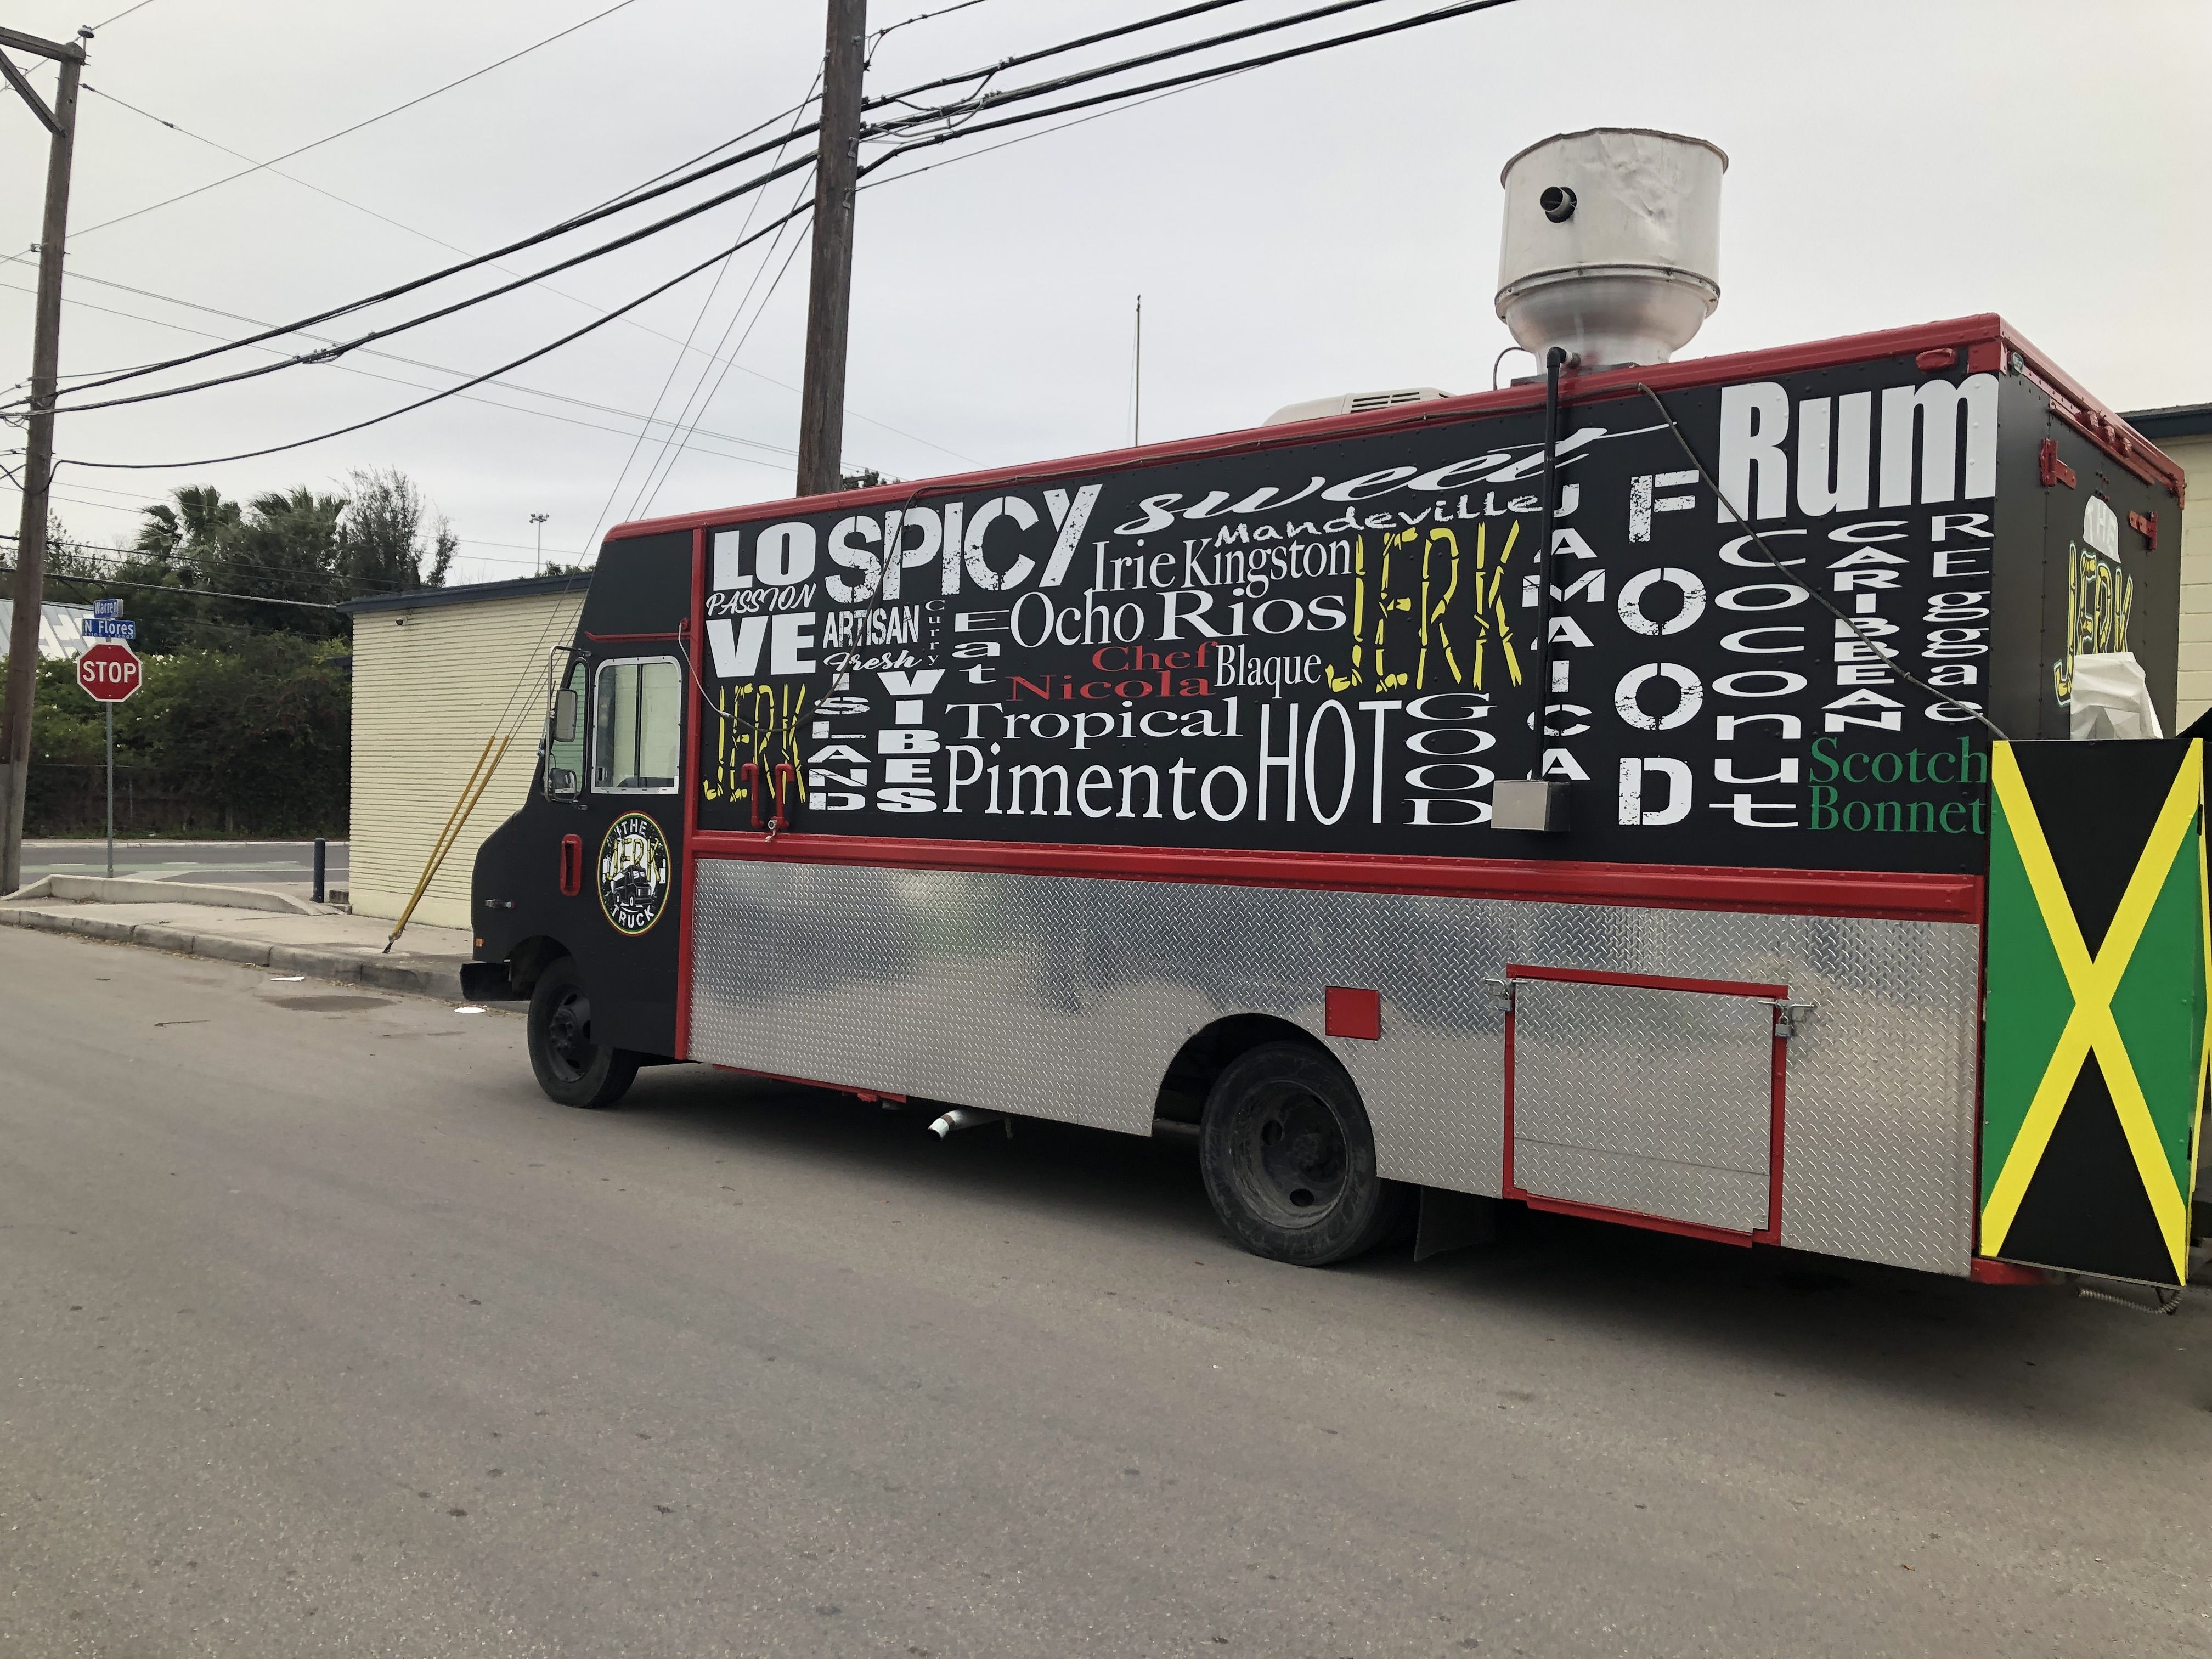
left=80, top=616, right=137, bottom=640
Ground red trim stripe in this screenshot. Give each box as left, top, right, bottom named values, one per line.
left=1520, top=1194, right=1759, bottom=1249
left=673, top=527, right=706, bottom=1063
left=687, top=830, right=1983, bottom=922
left=607, top=313, right=2181, bottom=543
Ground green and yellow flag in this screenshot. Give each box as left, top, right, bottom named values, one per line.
left=1982, top=738, right=2207, bottom=1286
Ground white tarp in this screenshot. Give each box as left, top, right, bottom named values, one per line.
left=2069, top=651, right=2164, bottom=741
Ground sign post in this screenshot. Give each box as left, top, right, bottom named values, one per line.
left=77, top=631, right=140, bottom=879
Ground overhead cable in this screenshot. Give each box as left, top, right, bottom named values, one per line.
left=0, top=276, right=802, bottom=470
left=63, top=201, right=817, bottom=471
left=42, top=0, right=1525, bottom=467
left=89, top=0, right=162, bottom=27
left=595, top=70, right=824, bottom=541
left=867, top=0, right=1515, bottom=149
left=21, top=143, right=826, bottom=417
left=862, top=0, right=1254, bottom=108
left=70, top=0, right=644, bottom=238
left=22, top=0, right=1278, bottom=407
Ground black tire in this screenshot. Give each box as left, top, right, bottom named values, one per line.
left=526, top=956, right=640, bottom=1109
left=1198, top=1041, right=1410, bottom=1266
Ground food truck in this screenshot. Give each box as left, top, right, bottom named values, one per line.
left=465, top=131, right=2200, bottom=1292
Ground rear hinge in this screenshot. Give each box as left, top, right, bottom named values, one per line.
left=2128, top=509, right=2158, bottom=550
left=2039, top=438, right=2076, bottom=489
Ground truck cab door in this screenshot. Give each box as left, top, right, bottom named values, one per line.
left=558, top=651, right=688, bottom=1056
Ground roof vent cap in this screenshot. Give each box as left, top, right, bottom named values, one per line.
left=1496, top=127, right=1726, bottom=369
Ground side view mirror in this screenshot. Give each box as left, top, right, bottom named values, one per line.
left=545, top=767, right=579, bottom=798
left=552, top=687, right=578, bottom=744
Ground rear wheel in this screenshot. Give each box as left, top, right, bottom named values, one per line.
left=1198, top=1041, right=1409, bottom=1266
left=527, top=956, right=639, bottom=1109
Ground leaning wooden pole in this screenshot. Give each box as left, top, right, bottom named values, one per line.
left=383, top=733, right=509, bottom=952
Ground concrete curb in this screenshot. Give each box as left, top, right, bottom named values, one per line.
left=0, top=905, right=466, bottom=1000
left=2, top=874, right=332, bottom=915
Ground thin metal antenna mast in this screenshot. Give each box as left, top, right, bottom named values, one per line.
left=1132, top=294, right=1142, bottom=447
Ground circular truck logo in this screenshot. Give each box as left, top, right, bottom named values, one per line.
left=597, top=813, right=671, bottom=935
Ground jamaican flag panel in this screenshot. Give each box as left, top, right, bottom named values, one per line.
left=1982, top=738, right=2207, bottom=1286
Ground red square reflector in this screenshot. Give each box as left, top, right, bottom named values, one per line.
left=1325, top=986, right=1381, bottom=1041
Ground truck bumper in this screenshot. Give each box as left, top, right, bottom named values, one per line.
left=460, top=960, right=522, bottom=1002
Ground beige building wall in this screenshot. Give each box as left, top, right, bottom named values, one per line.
left=348, top=586, right=587, bottom=931
left=2164, top=433, right=2212, bottom=726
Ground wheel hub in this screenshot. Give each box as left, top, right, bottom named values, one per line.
left=1242, top=1088, right=1348, bottom=1223
left=545, top=989, right=596, bottom=1079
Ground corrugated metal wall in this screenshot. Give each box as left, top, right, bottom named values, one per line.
left=2167, top=434, right=2212, bottom=726
left=348, top=588, right=586, bottom=929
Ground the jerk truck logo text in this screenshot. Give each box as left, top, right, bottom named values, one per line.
left=598, top=813, right=670, bottom=935
left=695, top=368, right=2026, bottom=873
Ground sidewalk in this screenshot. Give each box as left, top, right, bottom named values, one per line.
left=0, top=892, right=472, bottom=999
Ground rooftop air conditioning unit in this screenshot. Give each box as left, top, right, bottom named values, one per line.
left=1263, top=386, right=1449, bottom=426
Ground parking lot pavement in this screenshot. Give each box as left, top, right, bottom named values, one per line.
left=4, top=922, right=2210, bottom=1657
left=18, top=839, right=348, bottom=889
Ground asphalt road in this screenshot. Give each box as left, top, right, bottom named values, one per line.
left=19, top=839, right=348, bottom=889
left=4, top=926, right=2209, bottom=1658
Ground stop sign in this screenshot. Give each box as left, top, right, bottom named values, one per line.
left=78, top=640, right=143, bottom=702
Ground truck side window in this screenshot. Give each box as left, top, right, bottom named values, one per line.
left=544, top=657, right=586, bottom=799
left=592, top=657, right=681, bottom=794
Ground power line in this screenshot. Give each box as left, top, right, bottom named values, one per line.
left=591, top=69, right=823, bottom=548
left=18, top=140, right=826, bottom=417
left=634, top=215, right=813, bottom=521
left=36, top=1, right=1524, bottom=472
left=14, top=100, right=832, bottom=410
left=2, top=524, right=417, bottom=596
left=17, top=0, right=1272, bottom=411
left=867, top=0, right=1454, bottom=144
left=0, top=275, right=804, bottom=469
left=864, top=0, right=1255, bottom=109
left=66, top=77, right=917, bottom=459
left=859, top=59, right=1255, bottom=194
left=871, top=0, right=1000, bottom=43
left=88, top=0, right=161, bottom=27
left=622, top=87, right=830, bottom=525
left=0, top=548, right=345, bottom=610
left=69, top=0, right=646, bottom=239
left=64, top=199, right=818, bottom=471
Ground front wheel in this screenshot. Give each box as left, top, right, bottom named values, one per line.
left=526, top=956, right=639, bottom=1109
left=1198, top=1041, right=1409, bottom=1266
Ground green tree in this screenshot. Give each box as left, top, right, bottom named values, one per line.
left=339, top=466, right=455, bottom=594
left=18, top=634, right=349, bottom=836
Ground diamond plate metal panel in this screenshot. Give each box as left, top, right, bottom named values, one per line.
left=1515, top=1143, right=1771, bottom=1233
left=1512, top=978, right=1775, bottom=1232
left=687, top=859, right=1981, bottom=1276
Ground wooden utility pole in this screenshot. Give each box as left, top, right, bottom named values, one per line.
left=0, top=24, right=87, bottom=896
left=793, top=0, right=866, bottom=499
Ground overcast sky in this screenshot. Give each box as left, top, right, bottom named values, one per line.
left=4, top=0, right=2208, bottom=590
